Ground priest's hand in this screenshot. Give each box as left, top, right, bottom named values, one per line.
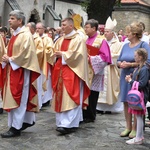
left=2, top=54, right=9, bottom=63
left=55, top=51, right=62, bottom=58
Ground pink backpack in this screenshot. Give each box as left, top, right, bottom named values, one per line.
left=127, top=81, right=145, bottom=110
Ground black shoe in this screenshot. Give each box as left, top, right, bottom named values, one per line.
left=147, top=107, right=150, bottom=120
left=145, top=122, right=150, bottom=128
left=96, top=110, right=104, bottom=114
left=105, top=111, right=111, bottom=114
left=83, top=118, right=94, bottom=123
left=79, top=121, right=85, bottom=124
left=145, top=124, right=150, bottom=128
left=1, top=127, right=21, bottom=138
left=0, top=108, right=3, bottom=114
left=20, top=122, right=35, bottom=131
left=56, top=127, right=67, bottom=134
left=42, top=100, right=50, bottom=107
left=56, top=127, right=77, bottom=134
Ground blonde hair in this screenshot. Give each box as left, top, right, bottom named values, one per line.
left=125, top=22, right=143, bottom=39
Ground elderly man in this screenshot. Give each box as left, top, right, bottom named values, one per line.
left=97, top=17, right=123, bottom=114
left=27, top=22, right=44, bottom=109
left=0, top=10, right=40, bottom=138
left=36, top=22, right=53, bottom=107
left=50, top=17, right=91, bottom=134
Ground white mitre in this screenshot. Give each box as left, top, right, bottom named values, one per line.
left=105, top=17, right=117, bottom=30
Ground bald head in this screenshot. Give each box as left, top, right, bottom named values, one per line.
left=27, top=22, right=36, bottom=34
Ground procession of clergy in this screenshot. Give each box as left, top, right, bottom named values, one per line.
left=0, top=9, right=149, bottom=138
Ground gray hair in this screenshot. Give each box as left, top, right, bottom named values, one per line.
left=9, top=10, right=25, bottom=25
left=85, top=19, right=99, bottom=31
left=28, top=22, right=36, bottom=30
left=36, top=22, right=46, bottom=29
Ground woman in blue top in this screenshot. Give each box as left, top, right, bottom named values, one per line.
left=117, top=22, right=150, bottom=138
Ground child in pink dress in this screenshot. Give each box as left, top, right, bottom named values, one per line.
left=125, top=48, right=149, bottom=144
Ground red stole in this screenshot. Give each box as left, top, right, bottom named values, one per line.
left=6, top=35, right=24, bottom=108
left=2, top=35, right=39, bottom=111
left=52, top=39, right=81, bottom=112
left=0, top=64, right=6, bottom=89
left=52, top=39, right=90, bottom=112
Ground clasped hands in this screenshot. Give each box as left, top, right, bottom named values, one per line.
left=54, top=51, right=62, bottom=58
left=119, top=61, right=130, bottom=68
left=2, top=54, right=9, bottom=63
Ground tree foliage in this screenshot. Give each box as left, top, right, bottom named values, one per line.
left=81, top=0, right=121, bottom=24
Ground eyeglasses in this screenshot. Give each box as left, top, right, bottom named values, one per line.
left=36, top=28, right=43, bottom=29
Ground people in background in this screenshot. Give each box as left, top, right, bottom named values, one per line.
left=0, top=34, right=6, bottom=114
left=36, top=22, right=53, bottom=108
left=27, top=22, right=44, bottom=110
left=118, top=29, right=126, bottom=42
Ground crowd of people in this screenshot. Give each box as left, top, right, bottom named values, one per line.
left=0, top=9, right=150, bottom=146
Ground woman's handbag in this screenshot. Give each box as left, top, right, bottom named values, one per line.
left=127, top=81, right=145, bottom=110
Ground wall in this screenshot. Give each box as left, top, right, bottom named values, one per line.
left=113, top=2, right=150, bottom=33
left=112, top=10, right=150, bottom=32
left=144, top=0, right=150, bottom=5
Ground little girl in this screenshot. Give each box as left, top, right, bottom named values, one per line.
left=125, top=48, right=149, bottom=145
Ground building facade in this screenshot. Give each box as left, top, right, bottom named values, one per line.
left=0, top=0, right=149, bottom=32
left=0, top=0, right=87, bottom=28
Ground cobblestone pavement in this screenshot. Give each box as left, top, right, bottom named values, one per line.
left=0, top=106, right=150, bottom=150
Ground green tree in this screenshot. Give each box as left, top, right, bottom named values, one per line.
left=81, top=0, right=121, bottom=24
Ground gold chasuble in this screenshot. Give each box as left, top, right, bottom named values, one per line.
left=0, top=35, right=6, bottom=89
left=41, top=34, right=53, bottom=90
left=33, top=33, right=44, bottom=70
left=1, top=27, right=40, bottom=112
left=51, top=32, right=91, bottom=113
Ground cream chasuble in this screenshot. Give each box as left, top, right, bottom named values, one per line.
left=2, top=27, right=40, bottom=112
left=98, top=38, right=122, bottom=105
left=40, top=34, right=53, bottom=91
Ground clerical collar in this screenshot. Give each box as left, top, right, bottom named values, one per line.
left=89, top=32, right=98, bottom=38
left=13, top=26, right=25, bottom=36
left=40, top=33, right=47, bottom=38
left=65, top=30, right=76, bottom=38
left=86, top=32, right=98, bottom=45
left=33, top=32, right=36, bottom=38
left=107, top=38, right=114, bottom=46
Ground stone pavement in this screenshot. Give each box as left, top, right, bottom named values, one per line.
left=0, top=106, right=150, bottom=150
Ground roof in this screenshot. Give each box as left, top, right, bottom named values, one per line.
left=46, top=5, right=61, bottom=21
left=6, top=0, right=21, bottom=10
left=121, top=0, right=150, bottom=6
